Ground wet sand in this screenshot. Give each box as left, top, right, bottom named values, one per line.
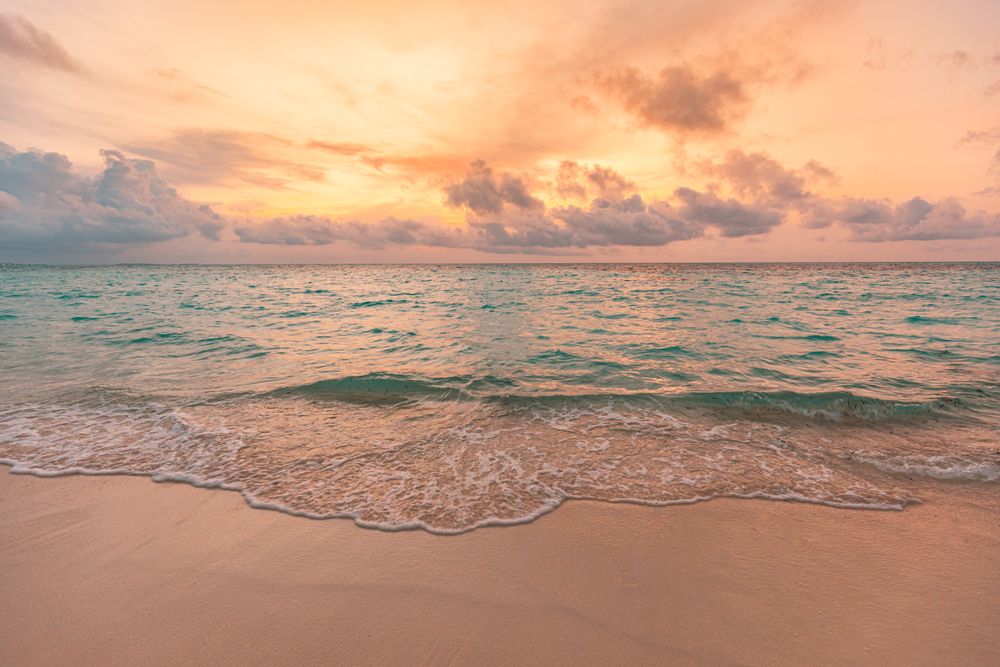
left=2, top=469, right=998, bottom=666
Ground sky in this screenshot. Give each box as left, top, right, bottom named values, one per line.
left=1, top=0, right=999, bottom=263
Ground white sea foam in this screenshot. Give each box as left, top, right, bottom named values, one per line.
left=851, top=452, right=1000, bottom=482
left=1, top=391, right=981, bottom=533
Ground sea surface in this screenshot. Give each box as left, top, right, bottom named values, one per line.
left=1, top=263, right=998, bottom=532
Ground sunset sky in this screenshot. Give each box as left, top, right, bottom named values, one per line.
left=1, top=0, right=999, bottom=262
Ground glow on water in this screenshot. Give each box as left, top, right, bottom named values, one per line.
left=1, top=263, right=998, bottom=532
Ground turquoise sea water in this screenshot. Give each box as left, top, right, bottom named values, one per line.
left=1, top=263, right=998, bottom=532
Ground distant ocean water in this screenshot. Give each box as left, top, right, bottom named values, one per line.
left=1, top=263, right=998, bottom=532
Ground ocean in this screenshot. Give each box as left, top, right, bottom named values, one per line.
left=1, top=263, right=997, bottom=532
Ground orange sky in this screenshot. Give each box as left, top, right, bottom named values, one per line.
left=1, top=0, right=998, bottom=262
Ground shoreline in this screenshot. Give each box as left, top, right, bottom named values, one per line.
left=2, top=469, right=999, bottom=665
left=0, top=461, right=917, bottom=535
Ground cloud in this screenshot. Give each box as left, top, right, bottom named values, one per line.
left=0, top=13, right=81, bottom=73
left=445, top=160, right=766, bottom=249
left=806, top=196, right=1000, bottom=241
left=236, top=193, right=701, bottom=253
left=705, top=149, right=836, bottom=203
left=123, top=129, right=326, bottom=188
left=672, top=187, right=783, bottom=237
left=0, top=142, right=223, bottom=248
left=234, top=215, right=462, bottom=249
left=306, top=140, right=372, bottom=157
left=960, top=127, right=1000, bottom=177
left=862, top=39, right=888, bottom=70
left=6, top=143, right=996, bottom=258
left=932, top=48, right=1000, bottom=97
left=239, top=162, right=701, bottom=253
left=699, top=150, right=999, bottom=242
left=587, top=2, right=839, bottom=140
left=149, top=68, right=224, bottom=103
left=467, top=195, right=702, bottom=252
left=935, top=49, right=975, bottom=72
left=444, top=160, right=543, bottom=215
left=595, top=64, right=749, bottom=136
left=555, top=161, right=634, bottom=200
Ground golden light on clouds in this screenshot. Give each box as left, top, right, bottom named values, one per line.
left=1, top=0, right=999, bottom=262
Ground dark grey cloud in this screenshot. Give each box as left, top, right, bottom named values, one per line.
left=0, top=142, right=223, bottom=248
left=595, top=64, right=748, bottom=136
left=0, top=13, right=81, bottom=73
left=444, top=159, right=543, bottom=215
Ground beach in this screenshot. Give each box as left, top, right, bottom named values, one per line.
left=2, top=470, right=998, bottom=666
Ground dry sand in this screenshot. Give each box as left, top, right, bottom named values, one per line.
left=1, top=469, right=999, bottom=666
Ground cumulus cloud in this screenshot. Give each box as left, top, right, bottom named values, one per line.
left=673, top=187, right=783, bottom=238
left=595, top=64, right=749, bottom=136
left=0, top=142, right=223, bottom=248
left=238, top=163, right=702, bottom=253
left=555, top=161, right=634, bottom=200
left=444, top=159, right=543, bottom=215
left=702, top=150, right=999, bottom=241
left=438, top=157, right=1000, bottom=250
left=6, top=142, right=996, bottom=257
left=589, top=1, right=832, bottom=141
left=0, top=12, right=81, bottom=73
left=236, top=195, right=700, bottom=253
left=466, top=195, right=702, bottom=252
left=444, top=160, right=699, bottom=250
left=705, top=150, right=836, bottom=203
left=805, top=196, right=1000, bottom=241
left=442, top=159, right=777, bottom=249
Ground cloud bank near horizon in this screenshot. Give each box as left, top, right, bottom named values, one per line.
left=0, top=142, right=223, bottom=250
left=4, top=141, right=996, bottom=257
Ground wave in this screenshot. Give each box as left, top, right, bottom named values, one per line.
left=670, top=390, right=964, bottom=421
left=265, top=373, right=970, bottom=421
left=271, top=372, right=471, bottom=403
left=849, top=452, right=1000, bottom=482
left=0, top=387, right=992, bottom=534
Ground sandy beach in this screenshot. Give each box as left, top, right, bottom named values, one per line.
left=2, top=469, right=998, bottom=666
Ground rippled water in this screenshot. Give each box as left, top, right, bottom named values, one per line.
left=1, top=263, right=998, bottom=532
